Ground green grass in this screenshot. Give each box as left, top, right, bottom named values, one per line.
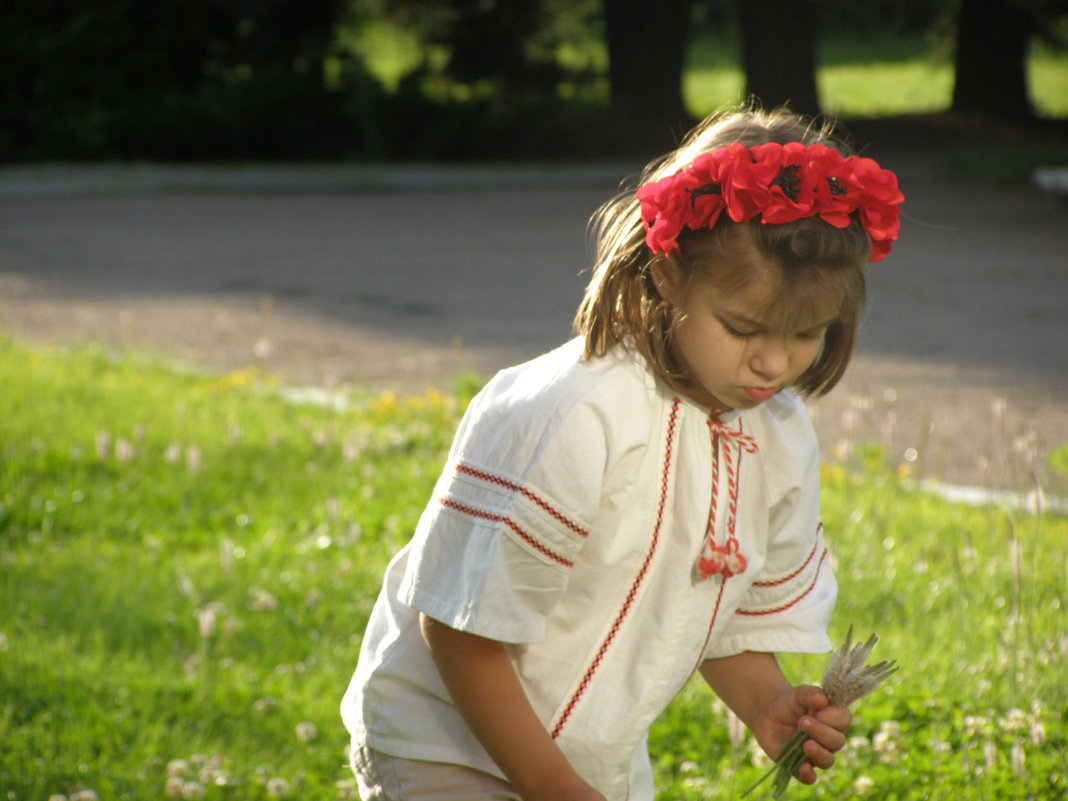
left=1, top=337, right=1065, bottom=800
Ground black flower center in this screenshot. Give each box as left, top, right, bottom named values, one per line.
left=771, top=165, right=802, bottom=201
left=688, top=183, right=722, bottom=208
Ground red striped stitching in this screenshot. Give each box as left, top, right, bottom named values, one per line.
left=439, top=497, right=574, bottom=568
left=550, top=398, right=681, bottom=739
left=752, top=527, right=822, bottom=588
left=736, top=548, right=829, bottom=616
left=692, top=580, right=728, bottom=675
left=455, top=463, right=589, bottom=539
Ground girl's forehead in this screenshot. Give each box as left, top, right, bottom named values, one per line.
left=711, top=268, right=843, bottom=331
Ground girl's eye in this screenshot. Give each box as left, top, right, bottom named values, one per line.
left=723, top=322, right=756, bottom=338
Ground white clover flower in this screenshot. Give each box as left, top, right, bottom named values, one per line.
left=872, top=728, right=901, bottom=764
left=848, top=735, right=872, bottom=752
left=165, top=777, right=185, bottom=797
left=854, top=775, right=875, bottom=795
left=983, top=739, right=997, bottom=769
left=295, top=721, right=318, bottom=742
left=115, top=438, right=135, bottom=461
left=185, top=445, right=202, bottom=472
left=48, top=795, right=68, bottom=801
left=679, top=760, right=700, bottom=774
left=682, top=776, right=710, bottom=790
left=1030, top=720, right=1047, bottom=746
left=1011, top=742, right=1026, bottom=776
left=181, top=781, right=206, bottom=800
left=964, top=715, right=987, bottom=737
left=70, top=791, right=99, bottom=801
left=1002, top=708, right=1028, bottom=732
left=266, top=777, right=291, bottom=797
left=250, top=587, right=279, bottom=611
left=196, top=605, right=218, bottom=639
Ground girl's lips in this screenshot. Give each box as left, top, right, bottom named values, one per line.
left=742, top=386, right=779, bottom=401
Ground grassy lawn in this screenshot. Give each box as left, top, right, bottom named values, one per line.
left=1, top=337, right=1065, bottom=800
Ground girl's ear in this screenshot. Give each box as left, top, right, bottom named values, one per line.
left=650, top=256, right=686, bottom=306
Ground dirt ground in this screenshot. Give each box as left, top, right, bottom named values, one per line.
left=2, top=121, right=1066, bottom=499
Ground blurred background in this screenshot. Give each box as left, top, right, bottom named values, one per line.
left=2, top=0, right=1067, bottom=494
left=3, top=0, right=1067, bottom=162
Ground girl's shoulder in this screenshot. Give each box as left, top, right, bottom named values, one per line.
left=455, top=339, right=663, bottom=462
left=481, top=338, right=659, bottom=416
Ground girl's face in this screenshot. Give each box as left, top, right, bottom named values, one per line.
left=653, top=258, right=839, bottom=412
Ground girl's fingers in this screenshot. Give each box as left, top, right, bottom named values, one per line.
left=813, top=704, right=852, bottom=733
left=801, top=734, right=837, bottom=770
left=791, top=705, right=852, bottom=783
left=795, top=762, right=819, bottom=785
left=800, top=714, right=846, bottom=756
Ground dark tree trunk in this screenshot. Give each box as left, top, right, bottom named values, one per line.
left=738, top=0, right=820, bottom=117
left=952, top=0, right=1034, bottom=119
left=602, top=0, right=693, bottom=150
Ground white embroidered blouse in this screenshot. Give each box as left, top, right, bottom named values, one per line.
left=341, top=338, right=836, bottom=801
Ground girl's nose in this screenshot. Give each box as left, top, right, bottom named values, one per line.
left=750, top=339, right=789, bottom=380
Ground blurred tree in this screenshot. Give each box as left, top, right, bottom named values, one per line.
left=738, top=0, right=820, bottom=116
left=602, top=0, right=693, bottom=144
left=951, top=0, right=1034, bottom=118
left=952, top=0, right=1068, bottom=120
left=0, top=0, right=358, bottom=159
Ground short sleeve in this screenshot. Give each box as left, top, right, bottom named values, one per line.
left=397, top=388, right=609, bottom=644
left=705, top=466, right=837, bottom=659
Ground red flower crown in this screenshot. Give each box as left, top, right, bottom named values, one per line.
left=635, top=142, right=904, bottom=262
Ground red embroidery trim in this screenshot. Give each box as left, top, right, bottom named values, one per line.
left=690, top=579, right=728, bottom=676
left=550, top=398, right=681, bottom=739
left=736, top=548, right=829, bottom=616
left=697, top=417, right=757, bottom=580
left=439, top=497, right=574, bottom=568
left=455, top=462, right=590, bottom=539
left=751, top=525, right=822, bottom=589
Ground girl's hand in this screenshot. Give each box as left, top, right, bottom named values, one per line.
left=752, top=685, right=851, bottom=785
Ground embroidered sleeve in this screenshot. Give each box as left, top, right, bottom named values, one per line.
left=704, top=470, right=837, bottom=658
left=397, top=392, right=612, bottom=644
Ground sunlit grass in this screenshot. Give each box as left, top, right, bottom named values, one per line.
left=1031, top=42, right=1068, bottom=117
left=1, top=337, right=1064, bottom=800
left=817, top=60, right=953, bottom=116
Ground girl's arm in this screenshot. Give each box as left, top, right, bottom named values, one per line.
left=419, top=613, right=606, bottom=801
left=699, top=651, right=850, bottom=785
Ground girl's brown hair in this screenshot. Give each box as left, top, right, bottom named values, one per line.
left=574, top=105, right=871, bottom=398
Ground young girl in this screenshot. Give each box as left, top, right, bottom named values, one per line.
left=341, top=106, right=904, bottom=801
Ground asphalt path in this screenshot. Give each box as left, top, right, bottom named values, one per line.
left=1, top=152, right=1066, bottom=496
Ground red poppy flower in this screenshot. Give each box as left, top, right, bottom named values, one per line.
left=636, top=142, right=903, bottom=262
